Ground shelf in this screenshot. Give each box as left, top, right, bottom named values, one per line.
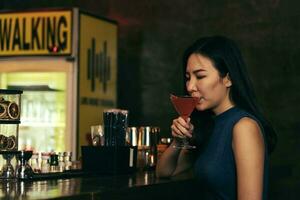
left=0, top=119, right=21, bottom=124
left=20, top=121, right=65, bottom=127
left=0, top=89, right=23, bottom=94
left=7, top=85, right=62, bottom=92
left=0, top=150, right=20, bottom=154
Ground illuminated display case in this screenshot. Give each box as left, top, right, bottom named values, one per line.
left=0, top=89, right=22, bottom=151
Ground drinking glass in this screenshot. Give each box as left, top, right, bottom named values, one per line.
left=170, top=94, right=198, bottom=149
left=103, top=109, right=128, bottom=146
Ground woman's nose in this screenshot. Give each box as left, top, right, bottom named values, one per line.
left=186, top=79, right=196, bottom=93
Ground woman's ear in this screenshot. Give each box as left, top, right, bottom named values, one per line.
left=223, top=73, right=232, bottom=87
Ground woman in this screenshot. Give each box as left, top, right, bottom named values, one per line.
left=156, top=36, right=276, bottom=200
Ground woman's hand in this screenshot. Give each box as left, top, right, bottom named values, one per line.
left=171, top=117, right=194, bottom=139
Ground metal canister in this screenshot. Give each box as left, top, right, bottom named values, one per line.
left=137, top=126, right=159, bottom=169
left=126, top=127, right=139, bottom=146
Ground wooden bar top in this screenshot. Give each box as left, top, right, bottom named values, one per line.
left=0, top=170, right=198, bottom=199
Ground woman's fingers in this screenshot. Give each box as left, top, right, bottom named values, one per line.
left=171, top=124, right=185, bottom=138
left=177, top=117, right=190, bottom=129
left=171, top=117, right=193, bottom=138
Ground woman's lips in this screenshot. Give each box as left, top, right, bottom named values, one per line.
left=198, top=97, right=205, bottom=103
left=190, top=94, right=203, bottom=103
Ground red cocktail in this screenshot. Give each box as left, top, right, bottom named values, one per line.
left=170, top=94, right=199, bottom=149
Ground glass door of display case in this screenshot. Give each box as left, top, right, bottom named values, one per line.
left=0, top=59, right=76, bottom=154
left=1, top=73, right=66, bottom=152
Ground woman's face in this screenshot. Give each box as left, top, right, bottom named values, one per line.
left=185, top=53, right=233, bottom=115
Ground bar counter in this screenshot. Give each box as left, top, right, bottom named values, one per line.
left=0, top=170, right=198, bottom=199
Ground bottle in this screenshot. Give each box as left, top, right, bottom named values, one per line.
left=30, top=152, right=41, bottom=173
left=41, top=152, right=50, bottom=173
left=64, top=152, right=72, bottom=171
left=58, top=152, right=65, bottom=172
left=50, top=153, right=59, bottom=173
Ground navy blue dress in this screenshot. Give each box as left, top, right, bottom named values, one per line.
left=194, top=107, right=269, bottom=200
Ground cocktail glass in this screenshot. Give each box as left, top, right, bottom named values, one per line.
left=170, top=94, right=199, bottom=149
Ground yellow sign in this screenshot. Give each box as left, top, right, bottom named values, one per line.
left=0, top=10, right=72, bottom=56
left=78, top=13, right=117, bottom=153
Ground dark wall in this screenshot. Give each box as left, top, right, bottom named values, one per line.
left=1, top=0, right=300, bottom=199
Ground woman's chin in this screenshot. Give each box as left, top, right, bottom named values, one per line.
left=195, top=104, right=207, bottom=111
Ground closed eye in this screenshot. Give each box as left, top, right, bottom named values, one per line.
left=196, top=75, right=206, bottom=79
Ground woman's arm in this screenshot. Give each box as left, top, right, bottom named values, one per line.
left=156, top=117, right=195, bottom=178
left=156, top=139, right=195, bottom=177
left=232, top=117, right=265, bottom=200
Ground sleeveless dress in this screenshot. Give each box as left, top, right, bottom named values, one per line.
left=194, top=107, right=269, bottom=200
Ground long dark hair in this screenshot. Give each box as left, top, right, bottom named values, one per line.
left=183, top=36, right=277, bottom=154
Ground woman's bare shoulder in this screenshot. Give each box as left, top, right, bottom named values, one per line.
left=232, top=116, right=265, bottom=154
